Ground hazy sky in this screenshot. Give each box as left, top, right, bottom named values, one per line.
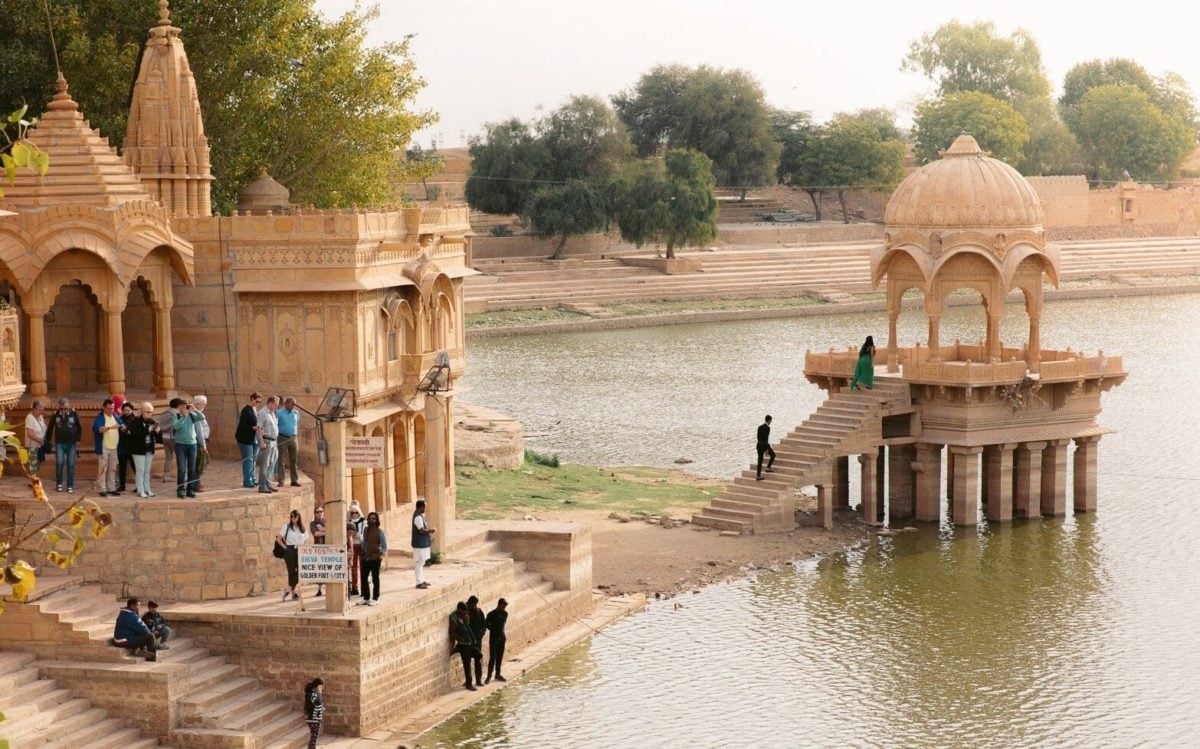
left=314, top=0, right=1200, bottom=149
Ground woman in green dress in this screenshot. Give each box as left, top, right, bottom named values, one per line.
left=850, top=335, right=876, bottom=390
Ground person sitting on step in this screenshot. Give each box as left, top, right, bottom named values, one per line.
left=141, top=600, right=171, bottom=650
left=112, top=597, right=157, bottom=661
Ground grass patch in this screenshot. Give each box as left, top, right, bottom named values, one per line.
left=605, top=295, right=822, bottom=316
left=456, top=458, right=723, bottom=520
left=466, top=308, right=589, bottom=329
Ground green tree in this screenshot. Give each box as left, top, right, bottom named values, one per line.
left=1059, top=58, right=1157, bottom=130
left=465, top=118, right=547, bottom=216
left=610, top=149, right=718, bottom=259
left=613, top=64, right=780, bottom=196
left=0, top=0, right=432, bottom=212
left=818, top=121, right=905, bottom=223
left=1018, top=97, right=1083, bottom=175
left=830, top=107, right=904, bottom=143
left=1073, top=84, right=1195, bottom=181
left=523, top=180, right=610, bottom=260
left=903, top=20, right=1051, bottom=106
left=912, top=91, right=1030, bottom=165
left=771, top=109, right=827, bottom=219
left=403, top=144, right=445, bottom=201
left=538, top=95, right=632, bottom=183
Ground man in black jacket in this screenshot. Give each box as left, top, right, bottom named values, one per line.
left=466, top=595, right=487, bottom=687
left=756, top=415, right=776, bottom=481
left=45, top=397, right=82, bottom=493
left=485, top=598, right=509, bottom=683
left=449, top=602, right=478, bottom=691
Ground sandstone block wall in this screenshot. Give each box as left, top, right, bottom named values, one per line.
left=0, top=490, right=309, bottom=602
left=490, top=523, right=592, bottom=591
left=40, top=662, right=180, bottom=741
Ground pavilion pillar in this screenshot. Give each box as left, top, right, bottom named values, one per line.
left=103, top=305, right=126, bottom=396
left=95, top=306, right=109, bottom=386
left=949, top=446, right=982, bottom=526
left=983, top=443, right=1016, bottom=523
left=913, top=443, right=943, bottom=521
left=151, top=301, right=176, bottom=396
left=875, top=445, right=886, bottom=522
left=946, top=449, right=956, bottom=503
left=886, top=309, right=899, bottom=373
left=816, top=484, right=832, bottom=530
left=1013, top=441, right=1046, bottom=518
left=1073, top=436, right=1100, bottom=513
left=859, top=452, right=877, bottom=524
left=888, top=443, right=915, bottom=520
left=833, top=456, right=850, bottom=509
left=424, top=394, right=448, bottom=553
left=1027, top=316, right=1041, bottom=374
left=986, top=311, right=1002, bottom=362
left=1040, top=439, right=1071, bottom=516
left=26, top=309, right=48, bottom=398
left=927, top=315, right=941, bottom=360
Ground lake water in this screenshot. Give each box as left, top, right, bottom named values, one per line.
left=420, top=294, right=1200, bottom=748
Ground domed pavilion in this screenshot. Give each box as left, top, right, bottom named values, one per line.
left=695, top=135, right=1127, bottom=536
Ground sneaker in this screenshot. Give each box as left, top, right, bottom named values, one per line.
left=368, top=599, right=379, bottom=606
left=356, top=600, right=371, bottom=606
left=177, top=493, right=185, bottom=499
left=464, top=684, right=477, bottom=692
left=147, top=491, right=156, bottom=497
left=755, top=476, right=764, bottom=481
left=67, top=487, right=74, bottom=494
left=56, top=484, right=63, bottom=492
left=495, top=675, right=507, bottom=682
left=291, top=481, right=301, bottom=487
left=416, top=582, right=431, bottom=589
left=484, top=677, right=492, bottom=685
left=291, top=593, right=300, bottom=601
left=158, top=644, right=170, bottom=650
left=315, top=589, right=323, bottom=598
left=281, top=590, right=290, bottom=601
left=144, top=652, right=157, bottom=662
left=186, top=493, right=196, bottom=498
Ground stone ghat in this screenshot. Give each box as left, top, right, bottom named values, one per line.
left=0, top=459, right=311, bottom=602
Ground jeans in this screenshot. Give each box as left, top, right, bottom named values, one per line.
left=175, top=443, right=198, bottom=496
left=257, top=440, right=277, bottom=489
left=97, top=448, right=119, bottom=493
left=132, top=453, right=153, bottom=496
left=275, top=435, right=299, bottom=484
left=238, top=442, right=257, bottom=487
left=54, top=443, right=77, bottom=488
left=153, top=624, right=171, bottom=644
left=360, top=558, right=382, bottom=600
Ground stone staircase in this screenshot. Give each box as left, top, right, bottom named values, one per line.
left=10, top=579, right=310, bottom=748
left=0, top=650, right=160, bottom=748
left=692, top=378, right=911, bottom=534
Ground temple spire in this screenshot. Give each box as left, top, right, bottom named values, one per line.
left=124, top=0, right=213, bottom=217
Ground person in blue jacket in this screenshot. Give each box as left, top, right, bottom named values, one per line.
left=113, top=597, right=157, bottom=661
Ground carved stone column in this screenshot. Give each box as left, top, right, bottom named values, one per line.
left=1028, top=316, right=1041, bottom=373
left=1040, top=439, right=1071, bottom=516
left=1073, top=435, right=1100, bottom=513
left=152, top=301, right=176, bottom=396
left=816, top=484, right=832, bottom=530
left=1014, top=441, right=1046, bottom=518
left=26, top=308, right=48, bottom=398
left=983, top=443, right=1016, bottom=523
left=859, top=452, right=877, bottom=524
left=913, top=443, right=943, bottom=521
left=876, top=445, right=886, bottom=522
left=949, top=446, right=982, bottom=526
left=927, top=315, right=941, bottom=360
left=424, top=395, right=448, bottom=552
left=103, top=305, right=126, bottom=396
left=887, top=308, right=899, bottom=373
left=888, top=443, right=915, bottom=520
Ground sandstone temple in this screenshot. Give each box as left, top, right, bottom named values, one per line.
left=694, top=134, right=1127, bottom=533
left=0, top=3, right=593, bottom=745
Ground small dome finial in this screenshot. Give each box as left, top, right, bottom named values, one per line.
left=942, top=133, right=983, bottom=158
left=47, top=72, right=79, bottom=111
left=158, top=0, right=171, bottom=26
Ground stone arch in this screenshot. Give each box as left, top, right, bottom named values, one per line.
left=871, top=243, right=933, bottom=289
left=393, top=416, right=412, bottom=505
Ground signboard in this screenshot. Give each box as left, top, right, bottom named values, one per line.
left=299, top=545, right=347, bottom=583
left=345, top=436, right=385, bottom=468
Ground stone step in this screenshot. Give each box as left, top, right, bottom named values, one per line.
left=7, top=705, right=110, bottom=746
left=259, top=715, right=315, bottom=749
left=44, top=718, right=148, bottom=749
left=2, top=693, right=89, bottom=729
left=0, top=650, right=38, bottom=676
left=690, top=513, right=752, bottom=533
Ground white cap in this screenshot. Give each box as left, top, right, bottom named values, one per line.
left=349, top=501, right=362, bottom=514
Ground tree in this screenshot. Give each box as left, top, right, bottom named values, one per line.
left=613, top=64, right=780, bottom=196
left=830, top=107, right=904, bottom=143
left=903, top=21, right=1051, bottom=106
left=1072, top=84, right=1195, bottom=181
left=403, top=144, right=444, bottom=201
left=0, top=0, right=432, bottom=211
left=1018, top=97, right=1084, bottom=175
left=912, top=91, right=1030, bottom=165
left=610, top=149, right=718, bottom=260
left=465, top=118, right=546, bottom=216
left=817, top=121, right=905, bottom=223
left=538, top=95, right=632, bottom=183
left=523, top=180, right=610, bottom=259
left=1059, top=58, right=1157, bottom=131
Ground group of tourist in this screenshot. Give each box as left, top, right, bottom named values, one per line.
left=236, top=392, right=302, bottom=493
left=112, top=597, right=172, bottom=662
left=23, top=395, right=210, bottom=498
left=449, top=596, right=509, bottom=690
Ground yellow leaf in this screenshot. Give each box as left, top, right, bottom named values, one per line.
left=10, top=142, right=30, bottom=169
left=30, top=477, right=47, bottom=503
left=1, top=153, right=15, bottom=184
left=71, top=537, right=85, bottom=558
left=44, top=530, right=60, bottom=545
left=4, top=560, right=36, bottom=600
left=91, top=512, right=113, bottom=538
left=46, top=551, right=70, bottom=570
left=68, top=507, right=86, bottom=528
left=34, top=150, right=50, bottom=177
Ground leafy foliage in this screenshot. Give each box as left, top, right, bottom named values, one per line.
left=613, top=64, right=780, bottom=190
left=403, top=144, right=445, bottom=201
left=903, top=20, right=1051, bottom=106
left=1059, top=58, right=1159, bottom=131
left=610, top=149, right=718, bottom=259
left=523, top=179, right=610, bottom=259
left=0, top=105, right=50, bottom=200
left=913, top=91, right=1030, bottom=165
left=465, top=118, right=546, bottom=216
left=0, top=0, right=432, bottom=212
left=830, top=107, right=904, bottom=143
left=1072, top=85, right=1195, bottom=181
left=812, top=121, right=905, bottom=223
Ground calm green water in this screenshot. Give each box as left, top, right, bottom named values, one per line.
left=420, top=294, right=1200, bottom=748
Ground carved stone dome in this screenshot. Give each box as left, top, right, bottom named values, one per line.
left=237, top=171, right=291, bottom=215
left=884, top=134, right=1043, bottom=230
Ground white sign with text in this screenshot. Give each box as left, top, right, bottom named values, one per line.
left=298, top=545, right=347, bottom=583
left=345, top=436, right=385, bottom=468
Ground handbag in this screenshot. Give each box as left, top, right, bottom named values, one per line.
left=273, top=539, right=286, bottom=559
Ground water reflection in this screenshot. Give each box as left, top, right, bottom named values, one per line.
left=419, top=294, right=1200, bottom=747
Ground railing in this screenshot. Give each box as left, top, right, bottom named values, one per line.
left=1038, top=352, right=1125, bottom=382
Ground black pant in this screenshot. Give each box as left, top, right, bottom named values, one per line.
left=471, top=642, right=484, bottom=684
left=756, top=443, right=776, bottom=476
left=284, top=546, right=300, bottom=589
left=360, top=558, right=382, bottom=600
left=487, top=636, right=506, bottom=679
left=117, top=452, right=133, bottom=489
left=456, top=644, right=474, bottom=685
left=119, top=632, right=155, bottom=653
